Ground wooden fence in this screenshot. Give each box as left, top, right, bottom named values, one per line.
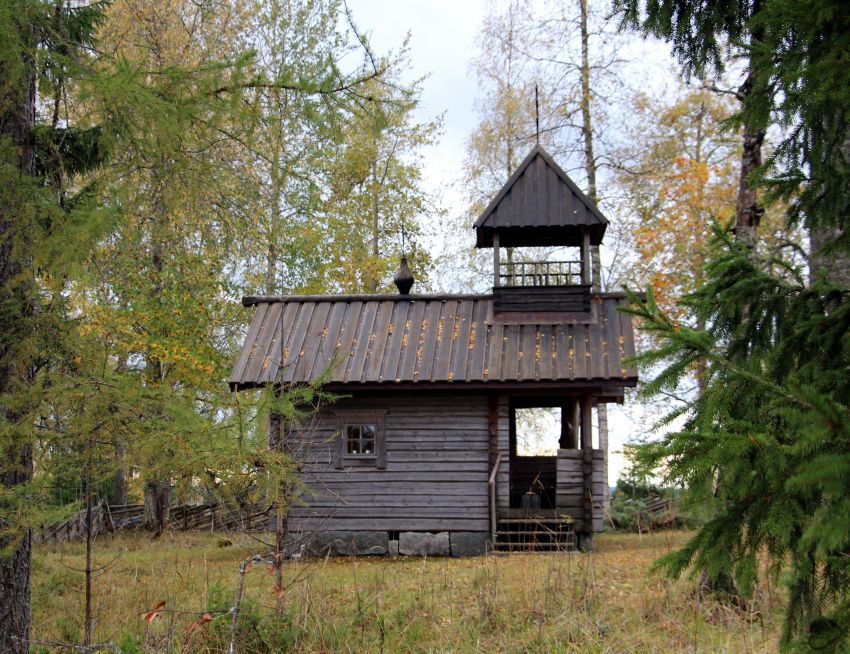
left=35, top=501, right=270, bottom=544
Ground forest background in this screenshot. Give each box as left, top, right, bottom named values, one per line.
left=2, top=0, right=848, bottom=652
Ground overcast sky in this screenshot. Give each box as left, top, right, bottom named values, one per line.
left=345, top=0, right=679, bottom=484
left=346, top=0, right=488, bottom=229
left=346, top=0, right=678, bottom=206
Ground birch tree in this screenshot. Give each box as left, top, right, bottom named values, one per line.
left=322, top=72, right=441, bottom=294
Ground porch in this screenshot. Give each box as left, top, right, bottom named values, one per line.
left=488, top=395, right=606, bottom=551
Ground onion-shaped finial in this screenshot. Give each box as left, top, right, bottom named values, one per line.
left=393, top=256, right=414, bottom=295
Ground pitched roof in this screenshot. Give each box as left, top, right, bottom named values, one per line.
left=229, top=293, right=637, bottom=389
left=474, top=144, right=608, bottom=248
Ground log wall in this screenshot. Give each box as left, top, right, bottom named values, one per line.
left=556, top=448, right=605, bottom=532
left=496, top=395, right=510, bottom=509
left=492, top=285, right=591, bottom=313
left=288, top=394, right=490, bottom=532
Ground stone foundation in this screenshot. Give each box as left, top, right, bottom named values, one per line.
left=399, top=531, right=450, bottom=556
left=449, top=531, right=489, bottom=557
left=305, top=530, right=389, bottom=556
left=298, top=531, right=490, bottom=557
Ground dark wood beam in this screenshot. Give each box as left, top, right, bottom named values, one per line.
left=493, top=230, right=500, bottom=289
left=581, top=395, right=594, bottom=534
left=488, top=394, right=499, bottom=470
left=581, top=228, right=591, bottom=285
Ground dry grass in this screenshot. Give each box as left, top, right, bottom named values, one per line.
left=32, top=530, right=783, bottom=653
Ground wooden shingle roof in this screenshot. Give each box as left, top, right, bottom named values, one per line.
left=229, top=294, right=637, bottom=390
left=474, top=144, right=608, bottom=248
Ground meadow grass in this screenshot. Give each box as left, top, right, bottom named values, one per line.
left=32, top=530, right=782, bottom=653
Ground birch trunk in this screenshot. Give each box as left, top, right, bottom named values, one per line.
left=142, top=183, right=171, bottom=536
left=369, top=157, right=380, bottom=293
left=578, top=0, right=610, bottom=509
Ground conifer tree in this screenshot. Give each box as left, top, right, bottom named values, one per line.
left=620, top=0, right=850, bottom=648
left=0, top=3, right=110, bottom=649
left=615, top=0, right=768, bottom=245
left=626, top=232, right=850, bottom=650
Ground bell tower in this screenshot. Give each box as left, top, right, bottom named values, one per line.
left=473, top=144, right=608, bottom=314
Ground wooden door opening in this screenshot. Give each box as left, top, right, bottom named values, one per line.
left=509, top=403, right=563, bottom=509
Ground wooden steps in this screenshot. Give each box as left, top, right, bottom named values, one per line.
left=493, top=510, right=575, bottom=552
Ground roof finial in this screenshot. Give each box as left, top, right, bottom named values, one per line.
left=393, top=256, right=414, bottom=295
left=394, top=216, right=414, bottom=294
left=535, top=83, right=540, bottom=145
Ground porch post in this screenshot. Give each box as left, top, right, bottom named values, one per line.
left=581, top=227, right=591, bottom=286
left=488, top=395, right=499, bottom=469
left=561, top=398, right=578, bottom=449
left=580, top=395, right=594, bottom=550
left=493, top=230, right=501, bottom=288
left=488, top=395, right=500, bottom=548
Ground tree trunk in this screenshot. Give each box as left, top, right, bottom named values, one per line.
left=265, top=115, right=284, bottom=295
left=810, top=229, right=850, bottom=287
left=143, top=479, right=171, bottom=537
left=369, top=157, right=380, bottom=293
left=734, top=72, right=765, bottom=247
left=268, top=391, right=298, bottom=614
left=111, top=440, right=128, bottom=505
left=142, top=182, right=172, bottom=537
left=84, top=441, right=94, bottom=646
left=578, top=0, right=610, bottom=508
left=579, top=0, right=602, bottom=289
left=700, top=64, right=765, bottom=604
left=700, top=86, right=763, bottom=596
left=0, top=445, right=33, bottom=654
left=808, top=117, right=850, bottom=286
left=268, top=405, right=285, bottom=613
left=0, top=5, right=38, bottom=652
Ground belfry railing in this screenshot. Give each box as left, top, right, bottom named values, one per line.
left=498, top=260, right=582, bottom=287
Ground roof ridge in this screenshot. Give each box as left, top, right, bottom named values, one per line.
left=242, top=293, right=493, bottom=306
left=241, top=291, right=635, bottom=306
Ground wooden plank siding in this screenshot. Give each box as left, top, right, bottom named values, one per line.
left=492, top=285, right=591, bottom=313
left=287, top=394, right=491, bottom=533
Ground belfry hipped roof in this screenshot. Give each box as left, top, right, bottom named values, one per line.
left=474, top=144, right=608, bottom=248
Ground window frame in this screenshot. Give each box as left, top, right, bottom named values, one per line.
left=344, top=423, right=378, bottom=457
left=334, top=411, right=387, bottom=469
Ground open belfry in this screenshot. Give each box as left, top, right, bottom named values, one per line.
left=231, top=144, right=637, bottom=554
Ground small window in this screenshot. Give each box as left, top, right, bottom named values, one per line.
left=335, top=412, right=387, bottom=469
left=346, top=424, right=377, bottom=455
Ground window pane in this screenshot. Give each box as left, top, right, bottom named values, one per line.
left=361, top=424, right=376, bottom=454
left=346, top=425, right=360, bottom=454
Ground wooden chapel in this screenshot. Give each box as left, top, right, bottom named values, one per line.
left=230, top=144, right=637, bottom=555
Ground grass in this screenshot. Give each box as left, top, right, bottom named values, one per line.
left=32, top=530, right=783, bottom=653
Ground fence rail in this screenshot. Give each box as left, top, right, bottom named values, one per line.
left=35, top=501, right=270, bottom=543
